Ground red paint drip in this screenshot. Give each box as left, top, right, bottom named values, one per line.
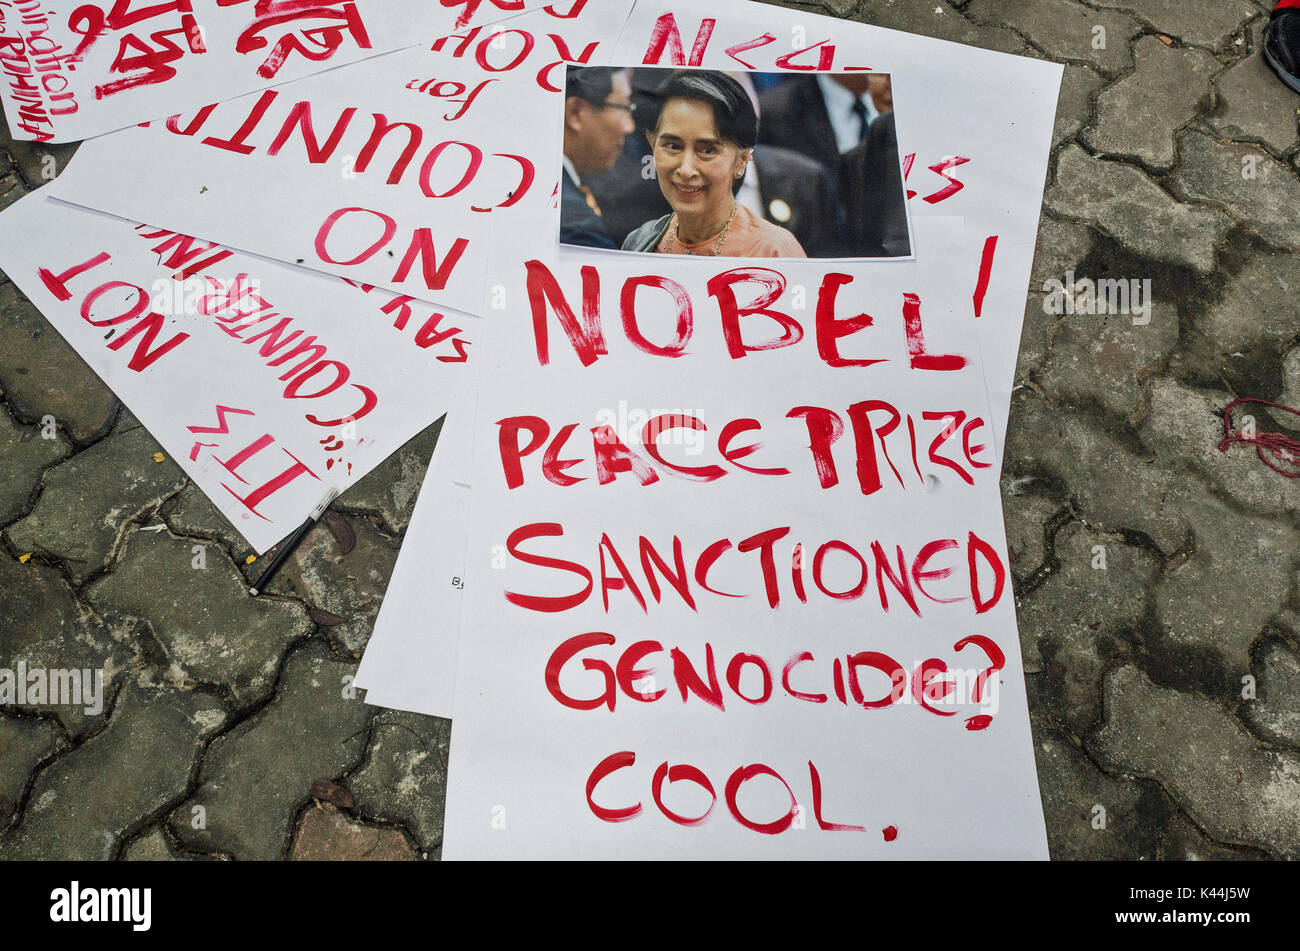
left=965, top=714, right=993, bottom=731
left=882, top=825, right=898, bottom=842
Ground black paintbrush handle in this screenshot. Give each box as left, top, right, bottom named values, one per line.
left=249, top=515, right=314, bottom=596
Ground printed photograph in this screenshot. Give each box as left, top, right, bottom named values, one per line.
left=558, top=65, right=913, bottom=260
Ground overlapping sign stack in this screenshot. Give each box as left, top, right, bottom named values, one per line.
left=0, top=0, right=1063, bottom=858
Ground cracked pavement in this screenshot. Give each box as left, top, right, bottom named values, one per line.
left=1, top=0, right=1298, bottom=860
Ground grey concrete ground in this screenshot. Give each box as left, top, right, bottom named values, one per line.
left=1, top=0, right=1298, bottom=860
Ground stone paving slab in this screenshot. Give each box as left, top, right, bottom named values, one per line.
left=0, top=716, right=61, bottom=826
left=1018, top=522, right=1162, bottom=733
left=1242, top=637, right=1300, bottom=748
left=1091, top=666, right=1300, bottom=859
left=1151, top=497, right=1294, bottom=682
left=839, top=0, right=1028, bottom=52
left=0, top=402, right=71, bottom=526
left=168, top=640, right=371, bottom=860
left=1157, top=813, right=1270, bottom=861
left=83, top=529, right=315, bottom=706
left=1139, top=378, right=1299, bottom=519
left=1086, top=0, right=1259, bottom=50
left=1, top=0, right=1298, bottom=862
left=1170, top=132, right=1300, bottom=252
left=967, top=0, right=1143, bottom=75
left=348, top=709, right=452, bottom=855
left=290, top=804, right=418, bottom=861
left=1050, top=64, right=1107, bottom=146
left=1082, top=35, right=1220, bottom=171
left=0, top=174, right=25, bottom=222
left=1037, top=286, right=1178, bottom=422
left=0, top=554, right=129, bottom=737
left=121, top=827, right=208, bottom=862
left=263, top=515, right=399, bottom=655
left=1211, top=17, right=1300, bottom=156
left=0, top=680, right=226, bottom=861
left=5, top=427, right=187, bottom=584
left=1030, top=706, right=1171, bottom=860
left=335, top=419, right=444, bottom=536
left=1283, top=345, right=1300, bottom=409
left=0, top=123, right=78, bottom=191
left=1045, top=144, right=1234, bottom=274
left=158, top=483, right=260, bottom=568
left=0, top=282, right=120, bottom=443
left=1005, top=391, right=1197, bottom=557
left=1001, top=491, right=1061, bottom=588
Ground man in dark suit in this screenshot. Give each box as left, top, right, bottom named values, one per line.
left=560, top=67, right=636, bottom=250
left=839, top=111, right=911, bottom=257
left=583, top=68, right=674, bottom=248
left=749, top=146, right=844, bottom=258
left=757, top=73, right=891, bottom=196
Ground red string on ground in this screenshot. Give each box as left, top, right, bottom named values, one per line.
left=1217, top=397, right=1300, bottom=477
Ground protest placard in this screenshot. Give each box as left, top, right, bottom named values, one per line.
left=0, top=191, right=477, bottom=553
left=357, top=0, right=1062, bottom=720
left=0, top=0, right=556, bottom=143
left=47, top=0, right=637, bottom=314
left=438, top=213, right=1047, bottom=857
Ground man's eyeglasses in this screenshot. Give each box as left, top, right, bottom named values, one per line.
left=598, top=101, right=637, bottom=115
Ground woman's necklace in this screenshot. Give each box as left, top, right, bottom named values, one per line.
left=669, top=202, right=738, bottom=256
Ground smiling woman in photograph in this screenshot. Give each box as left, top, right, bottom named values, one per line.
left=622, top=71, right=806, bottom=258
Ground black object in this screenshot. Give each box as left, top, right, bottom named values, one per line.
left=1265, top=6, right=1300, bottom=94
left=839, top=111, right=912, bottom=258
left=559, top=172, right=618, bottom=249
left=756, top=76, right=842, bottom=192
left=752, top=145, right=846, bottom=258
left=249, top=489, right=338, bottom=597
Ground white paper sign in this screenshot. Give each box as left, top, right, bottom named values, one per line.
left=353, top=400, right=472, bottom=712
left=360, top=223, right=994, bottom=723
left=0, top=0, right=558, bottom=143
left=0, top=191, right=477, bottom=553
left=441, top=215, right=1047, bottom=858
left=47, top=0, right=637, bottom=314
left=359, top=0, right=1063, bottom=721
